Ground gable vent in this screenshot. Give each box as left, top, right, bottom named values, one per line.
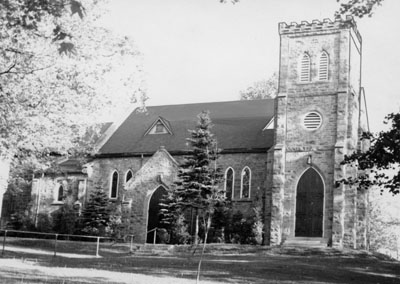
left=303, top=112, right=322, bottom=130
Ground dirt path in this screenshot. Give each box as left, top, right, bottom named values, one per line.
left=0, top=258, right=221, bottom=284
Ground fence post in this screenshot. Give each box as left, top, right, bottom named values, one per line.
left=54, top=234, right=58, bottom=257
left=96, top=237, right=100, bottom=257
left=2, top=230, right=7, bottom=256
left=153, top=229, right=157, bottom=245
left=130, top=235, right=133, bottom=253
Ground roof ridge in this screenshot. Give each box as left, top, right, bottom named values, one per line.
left=145, top=98, right=275, bottom=108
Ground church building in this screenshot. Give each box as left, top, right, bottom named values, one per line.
left=23, top=16, right=369, bottom=248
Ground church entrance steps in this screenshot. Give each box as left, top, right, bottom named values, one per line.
left=133, top=244, right=175, bottom=256
left=283, top=237, right=329, bottom=248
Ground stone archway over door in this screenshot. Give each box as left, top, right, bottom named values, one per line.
left=295, top=168, right=324, bottom=237
left=147, top=186, right=167, bottom=243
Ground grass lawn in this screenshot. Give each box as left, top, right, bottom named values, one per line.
left=0, top=238, right=399, bottom=283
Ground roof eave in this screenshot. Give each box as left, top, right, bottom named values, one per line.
left=94, top=147, right=271, bottom=159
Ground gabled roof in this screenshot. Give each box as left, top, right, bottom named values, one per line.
left=98, top=99, right=275, bottom=156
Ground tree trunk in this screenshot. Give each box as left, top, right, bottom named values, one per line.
left=194, top=212, right=199, bottom=245
left=0, top=156, right=11, bottom=224
left=196, top=215, right=211, bottom=284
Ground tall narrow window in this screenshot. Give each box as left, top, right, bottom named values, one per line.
left=125, top=170, right=133, bottom=183
left=110, top=171, right=119, bottom=199
left=300, top=53, right=311, bottom=82
left=319, top=51, right=329, bottom=81
left=225, top=168, right=234, bottom=200
left=78, top=180, right=86, bottom=199
left=241, top=167, right=251, bottom=199
left=57, top=185, right=64, bottom=202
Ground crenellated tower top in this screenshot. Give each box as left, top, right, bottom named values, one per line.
left=279, top=16, right=361, bottom=44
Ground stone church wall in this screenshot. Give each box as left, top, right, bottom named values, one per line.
left=269, top=18, right=367, bottom=248
left=28, top=173, right=86, bottom=226
left=89, top=151, right=269, bottom=243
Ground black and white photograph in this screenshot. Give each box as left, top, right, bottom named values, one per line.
left=0, top=0, right=399, bottom=283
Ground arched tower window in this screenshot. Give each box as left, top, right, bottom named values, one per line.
left=110, top=170, right=119, bottom=199
left=125, top=170, right=133, bottom=183
left=224, top=167, right=234, bottom=200
left=300, top=53, right=311, bottom=82
left=57, top=184, right=64, bottom=202
left=240, top=167, right=251, bottom=199
left=319, top=51, right=329, bottom=81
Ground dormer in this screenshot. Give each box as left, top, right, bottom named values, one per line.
left=145, top=117, right=173, bottom=135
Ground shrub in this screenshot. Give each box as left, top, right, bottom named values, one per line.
left=168, top=213, right=191, bottom=244
left=52, top=203, right=78, bottom=234
left=36, top=213, right=53, bottom=233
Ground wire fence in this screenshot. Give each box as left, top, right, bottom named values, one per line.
left=0, top=229, right=135, bottom=258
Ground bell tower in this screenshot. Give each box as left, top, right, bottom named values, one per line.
left=267, top=16, right=368, bottom=248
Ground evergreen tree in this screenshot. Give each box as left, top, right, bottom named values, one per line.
left=162, top=110, right=225, bottom=282
left=81, top=187, right=111, bottom=236
left=163, top=111, right=225, bottom=243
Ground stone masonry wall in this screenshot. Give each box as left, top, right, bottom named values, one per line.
left=271, top=17, right=365, bottom=248
left=91, top=150, right=269, bottom=243
left=30, top=173, right=87, bottom=226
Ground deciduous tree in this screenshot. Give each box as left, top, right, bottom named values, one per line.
left=240, top=73, right=278, bottom=100
left=335, top=0, right=384, bottom=18
left=0, top=0, right=145, bottom=191
left=339, top=113, right=400, bottom=195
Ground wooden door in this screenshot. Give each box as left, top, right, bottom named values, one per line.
left=295, top=168, right=324, bottom=237
left=146, top=186, right=167, bottom=243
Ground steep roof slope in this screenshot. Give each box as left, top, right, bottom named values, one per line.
left=98, top=99, right=275, bottom=156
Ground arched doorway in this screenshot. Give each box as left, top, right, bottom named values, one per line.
left=146, top=186, right=167, bottom=243
left=295, top=168, right=324, bottom=237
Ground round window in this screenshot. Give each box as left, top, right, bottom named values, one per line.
left=303, top=112, right=322, bottom=130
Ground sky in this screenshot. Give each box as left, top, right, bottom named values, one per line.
left=100, top=0, right=400, bottom=132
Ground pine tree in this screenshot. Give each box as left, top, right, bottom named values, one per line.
left=162, top=110, right=225, bottom=282
left=163, top=111, right=224, bottom=243
left=81, top=187, right=111, bottom=236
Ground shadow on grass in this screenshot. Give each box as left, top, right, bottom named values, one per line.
left=1, top=247, right=400, bottom=284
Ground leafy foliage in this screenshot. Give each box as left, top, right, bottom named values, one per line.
left=52, top=203, right=78, bottom=234
left=240, top=73, right=278, bottom=100
left=7, top=209, right=35, bottom=231
left=36, top=213, right=53, bottom=233
left=339, top=113, right=400, bottom=195
left=335, top=0, right=384, bottom=18
left=0, top=0, right=145, bottom=186
left=368, top=190, right=400, bottom=257
left=219, top=0, right=240, bottom=3
left=165, top=212, right=191, bottom=244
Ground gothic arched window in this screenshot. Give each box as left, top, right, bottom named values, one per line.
left=319, top=51, right=329, bottom=81
left=57, top=184, right=64, bottom=202
left=125, top=170, right=133, bottom=183
left=110, top=170, right=119, bottom=199
left=240, top=167, right=251, bottom=199
left=300, top=53, right=311, bottom=82
left=225, top=167, right=234, bottom=200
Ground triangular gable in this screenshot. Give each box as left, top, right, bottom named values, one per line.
left=144, top=116, right=173, bottom=136
left=263, top=117, right=275, bottom=130
left=125, top=146, right=179, bottom=191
